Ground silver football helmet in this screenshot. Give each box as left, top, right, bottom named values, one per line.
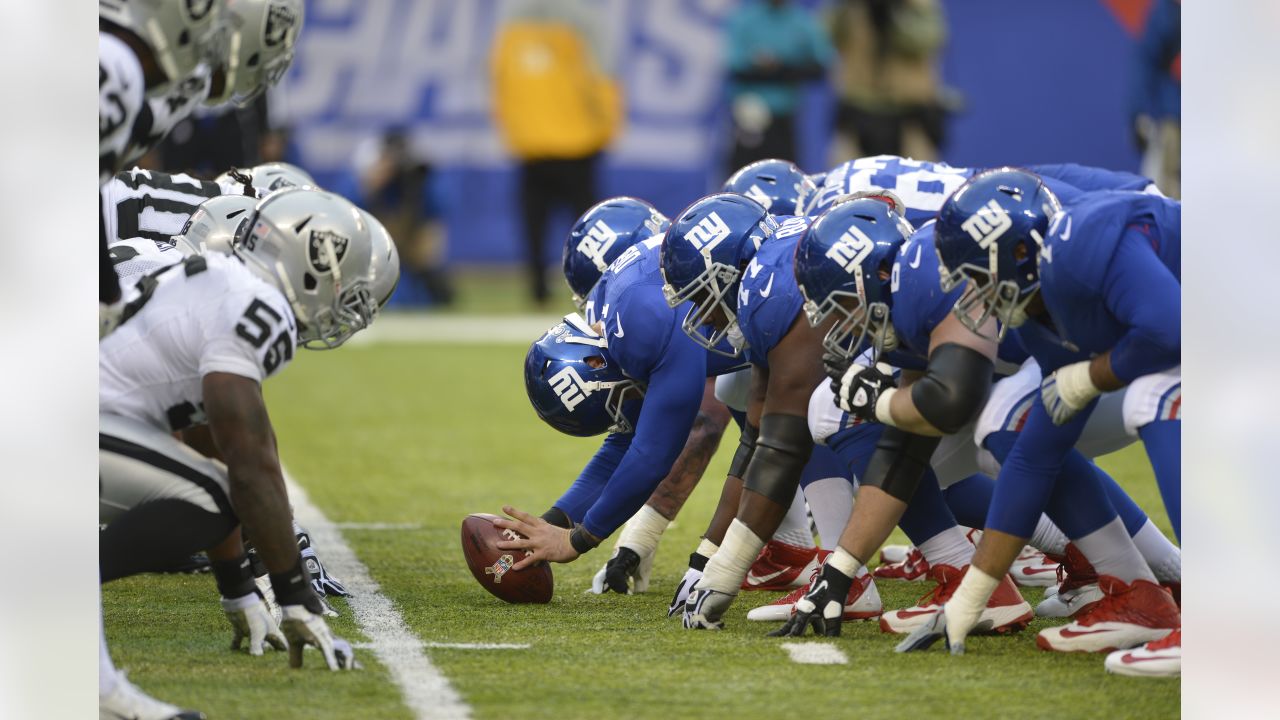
left=357, top=209, right=401, bottom=309
left=173, top=194, right=258, bottom=257
left=100, top=0, right=230, bottom=95
left=217, top=162, right=316, bottom=195
left=205, top=0, right=304, bottom=106
left=234, top=188, right=376, bottom=350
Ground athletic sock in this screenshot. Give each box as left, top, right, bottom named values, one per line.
left=771, top=487, right=815, bottom=549
left=917, top=526, right=975, bottom=569
left=1139, top=420, right=1181, bottom=541
left=1071, top=517, right=1156, bottom=583
left=802, top=476, right=855, bottom=551
left=1030, top=514, right=1069, bottom=557
left=1132, top=520, right=1181, bottom=583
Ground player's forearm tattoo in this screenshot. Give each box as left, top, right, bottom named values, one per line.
left=647, top=412, right=729, bottom=520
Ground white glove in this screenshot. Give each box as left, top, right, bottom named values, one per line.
left=100, top=299, right=124, bottom=339
left=280, top=604, right=357, bottom=670
left=681, top=586, right=736, bottom=630
left=221, top=593, right=287, bottom=656
left=254, top=574, right=282, bottom=623
left=667, top=565, right=703, bottom=617
left=1040, top=360, right=1101, bottom=425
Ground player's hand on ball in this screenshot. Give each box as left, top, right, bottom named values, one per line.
left=221, top=592, right=287, bottom=656
left=494, top=506, right=579, bottom=570
left=667, top=564, right=704, bottom=617
left=280, top=602, right=356, bottom=670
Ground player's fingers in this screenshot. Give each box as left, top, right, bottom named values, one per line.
left=266, top=628, right=287, bottom=652
left=318, top=638, right=340, bottom=671
left=492, top=517, right=534, bottom=538
left=509, top=551, right=540, bottom=572
left=494, top=536, right=533, bottom=552
left=501, top=505, right=540, bottom=525
left=288, top=636, right=304, bottom=668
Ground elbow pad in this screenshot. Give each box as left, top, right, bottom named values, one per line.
left=742, top=414, right=813, bottom=506
left=728, top=421, right=758, bottom=479
left=911, top=343, right=995, bottom=434
left=860, top=427, right=941, bottom=503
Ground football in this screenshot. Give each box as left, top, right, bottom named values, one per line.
left=460, top=513, right=554, bottom=604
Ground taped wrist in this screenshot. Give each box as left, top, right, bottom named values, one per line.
left=569, top=524, right=601, bottom=555
left=269, top=555, right=323, bottom=614
left=911, top=343, right=994, bottom=434
left=617, top=505, right=670, bottom=555
left=728, top=422, right=759, bottom=479
left=861, top=427, right=940, bottom=503
left=212, top=555, right=257, bottom=599
left=742, top=414, right=813, bottom=506
left=541, top=507, right=573, bottom=529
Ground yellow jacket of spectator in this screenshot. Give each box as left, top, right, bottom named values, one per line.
left=491, top=22, right=622, bottom=160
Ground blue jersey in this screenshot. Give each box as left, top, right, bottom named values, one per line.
left=736, top=216, right=812, bottom=368
left=1034, top=191, right=1181, bottom=381
left=555, top=239, right=742, bottom=538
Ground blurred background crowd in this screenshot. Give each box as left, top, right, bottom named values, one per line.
left=134, top=0, right=1180, bottom=311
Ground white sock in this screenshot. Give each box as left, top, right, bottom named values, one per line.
left=1072, top=517, right=1156, bottom=583
left=802, top=477, right=854, bottom=550
left=917, top=526, right=975, bottom=569
left=699, top=519, right=766, bottom=594
left=1132, top=520, right=1181, bottom=583
left=1029, top=514, right=1069, bottom=557
left=99, top=583, right=118, bottom=697
left=771, top=487, right=815, bottom=548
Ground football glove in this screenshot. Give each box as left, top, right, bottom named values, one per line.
left=280, top=604, right=357, bottom=670
left=682, top=587, right=736, bottom=630
left=667, top=564, right=704, bottom=617
left=590, top=546, right=648, bottom=595
left=768, top=563, right=853, bottom=638
left=828, top=358, right=897, bottom=422
left=1040, top=361, right=1100, bottom=425
left=221, top=592, right=287, bottom=656
left=296, top=525, right=350, bottom=598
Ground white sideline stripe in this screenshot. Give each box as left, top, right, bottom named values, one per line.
left=284, top=472, right=470, bottom=719
left=354, top=642, right=531, bottom=651
left=349, top=313, right=564, bottom=346
left=335, top=522, right=424, bottom=531
left=780, top=642, right=849, bottom=665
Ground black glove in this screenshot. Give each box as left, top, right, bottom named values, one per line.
left=767, top=563, right=854, bottom=638
left=830, top=361, right=896, bottom=422
left=603, top=547, right=642, bottom=594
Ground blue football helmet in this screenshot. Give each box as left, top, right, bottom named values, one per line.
left=722, top=159, right=817, bottom=217
left=794, top=194, right=913, bottom=359
left=524, top=314, right=645, bottom=437
left=660, top=193, right=779, bottom=357
left=563, top=197, right=670, bottom=309
left=934, top=168, right=1062, bottom=339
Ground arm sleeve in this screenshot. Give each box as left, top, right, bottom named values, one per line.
left=1028, top=164, right=1153, bottom=193
left=551, top=432, right=632, bottom=523
left=580, top=333, right=706, bottom=538
left=1102, top=232, right=1181, bottom=382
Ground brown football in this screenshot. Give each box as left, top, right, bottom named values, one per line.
left=460, top=513, right=554, bottom=604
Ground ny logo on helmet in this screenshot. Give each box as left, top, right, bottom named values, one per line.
left=264, top=3, right=298, bottom=47
left=308, top=230, right=350, bottom=274
left=826, top=225, right=875, bottom=274
left=578, top=220, right=617, bottom=271
left=548, top=366, right=592, bottom=412
left=961, top=200, right=1013, bottom=249
left=744, top=184, right=773, bottom=210
left=683, top=212, right=731, bottom=255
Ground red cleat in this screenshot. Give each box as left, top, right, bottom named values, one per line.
left=1036, top=576, right=1179, bottom=653
left=747, top=550, right=882, bottom=622
left=1105, top=628, right=1181, bottom=677
left=879, top=564, right=1033, bottom=635
left=741, top=541, right=819, bottom=591
left=872, top=546, right=930, bottom=581
left=1036, top=543, right=1102, bottom=618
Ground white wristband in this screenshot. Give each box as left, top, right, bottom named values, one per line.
left=698, top=519, right=765, bottom=594
left=827, top=546, right=864, bottom=577
left=616, top=505, right=670, bottom=556
left=874, top=387, right=898, bottom=425
left=1055, top=360, right=1101, bottom=410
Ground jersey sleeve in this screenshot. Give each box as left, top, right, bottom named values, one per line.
left=890, top=227, right=962, bottom=357
left=1029, top=164, right=1154, bottom=193
left=551, top=432, right=634, bottom=523
left=602, top=286, right=674, bottom=381
left=581, top=324, right=707, bottom=538
left=199, top=284, right=297, bottom=383
left=1100, top=230, right=1181, bottom=382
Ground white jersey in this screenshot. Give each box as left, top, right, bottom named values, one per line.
left=108, top=237, right=184, bottom=289
left=102, top=168, right=243, bottom=245
left=100, top=253, right=297, bottom=432
left=99, top=33, right=146, bottom=186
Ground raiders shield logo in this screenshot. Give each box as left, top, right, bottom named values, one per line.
left=308, top=230, right=350, bottom=274
left=264, top=3, right=298, bottom=48
left=186, top=0, right=216, bottom=21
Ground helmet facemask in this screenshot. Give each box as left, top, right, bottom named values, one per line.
left=802, top=286, right=895, bottom=362
left=662, top=261, right=743, bottom=357
left=937, top=243, right=1037, bottom=342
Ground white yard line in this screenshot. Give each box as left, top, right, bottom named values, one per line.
left=780, top=642, right=849, bottom=665
left=285, top=472, right=471, bottom=720
left=348, top=313, right=564, bottom=346
left=354, top=642, right=531, bottom=651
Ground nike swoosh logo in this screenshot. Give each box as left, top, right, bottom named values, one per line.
left=908, top=246, right=922, bottom=268
left=746, top=569, right=787, bottom=584
left=1058, top=627, right=1118, bottom=638
left=759, top=273, right=774, bottom=298
left=1059, top=216, right=1072, bottom=241
left=1119, top=652, right=1173, bottom=664
left=894, top=608, right=940, bottom=619
left=1018, top=566, right=1057, bottom=575
left=613, top=316, right=624, bottom=338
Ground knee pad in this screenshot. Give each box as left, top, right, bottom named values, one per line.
left=1121, top=366, right=1182, bottom=436
left=861, top=427, right=941, bottom=504
left=743, top=414, right=813, bottom=506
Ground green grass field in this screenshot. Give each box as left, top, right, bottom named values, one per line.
left=103, top=336, right=1179, bottom=719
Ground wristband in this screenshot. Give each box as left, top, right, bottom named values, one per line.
left=541, top=507, right=573, bottom=529
left=1055, top=360, right=1101, bottom=409
left=569, top=524, right=600, bottom=555
left=269, top=555, right=322, bottom=613
left=212, top=555, right=257, bottom=599
left=874, top=387, right=898, bottom=425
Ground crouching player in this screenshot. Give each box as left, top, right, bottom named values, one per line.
left=910, top=170, right=1181, bottom=676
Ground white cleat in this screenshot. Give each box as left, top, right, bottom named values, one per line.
left=1009, top=547, right=1060, bottom=587
left=100, top=673, right=205, bottom=720
left=1035, top=582, right=1104, bottom=618
left=1104, top=629, right=1181, bottom=677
